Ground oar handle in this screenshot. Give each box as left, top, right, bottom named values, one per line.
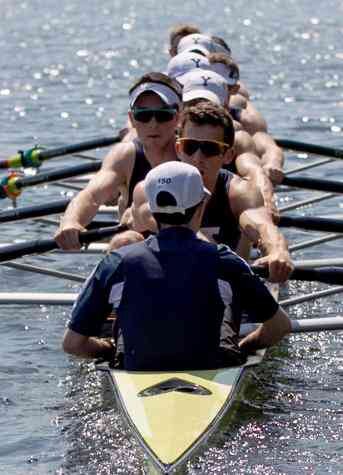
left=254, top=266, right=343, bottom=285
left=0, top=224, right=127, bottom=263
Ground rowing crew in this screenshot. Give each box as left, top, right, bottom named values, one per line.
left=55, top=73, right=293, bottom=282
left=63, top=161, right=291, bottom=370
left=59, top=27, right=293, bottom=370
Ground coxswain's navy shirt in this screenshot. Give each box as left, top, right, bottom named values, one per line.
left=69, top=227, right=279, bottom=370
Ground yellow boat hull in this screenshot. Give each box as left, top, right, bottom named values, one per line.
left=106, top=350, right=265, bottom=473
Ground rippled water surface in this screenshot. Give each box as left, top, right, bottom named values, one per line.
left=0, top=0, right=343, bottom=473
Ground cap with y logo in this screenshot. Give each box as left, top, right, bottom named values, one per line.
left=182, top=69, right=228, bottom=106
left=177, top=33, right=230, bottom=56
left=167, top=51, right=211, bottom=85
left=144, top=162, right=211, bottom=214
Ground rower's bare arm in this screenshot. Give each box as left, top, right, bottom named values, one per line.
left=131, top=181, right=158, bottom=233
left=234, top=152, right=276, bottom=218
left=237, top=80, right=250, bottom=99
left=63, top=328, right=114, bottom=360
left=230, top=94, right=248, bottom=109
left=231, top=179, right=293, bottom=282
left=233, top=130, right=257, bottom=157
left=239, top=107, right=267, bottom=135
left=239, top=307, right=291, bottom=351
left=253, top=132, right=284, bottom=184
left=55, top=144, right=131, bottom=249
left=108, top=181, right=158, bottom=250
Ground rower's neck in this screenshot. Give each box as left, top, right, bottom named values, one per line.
left=143, top=137, right=177, bottom=167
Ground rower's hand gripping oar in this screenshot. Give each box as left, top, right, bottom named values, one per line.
left=0, top=135, right=121, bottom=169
left=0, top=224, right=127, bottom=263
left=253, top=265, right=343, bottom=285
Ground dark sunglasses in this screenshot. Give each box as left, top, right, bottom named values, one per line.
left=177, top=138, right=230, bottom=157
left=132, top=107, right=177, bottom=123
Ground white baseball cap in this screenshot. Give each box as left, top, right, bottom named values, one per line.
left=145, top=162, right=211, bottom=215
left=211, top=62, right=239, bottom=86
left=129, top=82, right=181, bottom=108
left=177, top=33, right=230, bottom=56
left=182, top=69, right=228, bottom=106
left=167, top=51, right=212, bottom=85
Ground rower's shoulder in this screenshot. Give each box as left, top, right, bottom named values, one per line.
left=228, top=173, right=263, bottom=210
left=234, top=130, right=256, bottom=155
left=101, top=140, right=136, bottom=172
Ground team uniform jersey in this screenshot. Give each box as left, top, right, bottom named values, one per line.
left=127, top=139, right=151, bottom=207
left=69, top=227, right=279, bottom=371
left=201, top=169, right=241, bottom=249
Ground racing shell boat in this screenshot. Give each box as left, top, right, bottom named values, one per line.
left=104, top=349, right=266, bottom=473
left=100, top=284, right=279, bottom=473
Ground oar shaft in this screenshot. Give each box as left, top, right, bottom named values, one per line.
left=0, top=224, right=126, bottom=262
left=279, top=215, right=343, bottom=233
left=17, top=161, right=101, bottom=188
left=254, top=265, right=343, bottom=285
left=0, top=198, right=71, bottom=223
left=0, top=136, right=120, bottom=169
left=240, top=316, right=343, bottom=336
left=276, top=139, right=343, bottom=159
left=282, top=175, right=343, bottom=194
left=38, top=136, right=120, bottom=161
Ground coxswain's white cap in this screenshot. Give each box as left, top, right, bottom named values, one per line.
left=177, top=33, right=229, bottom=56
left=145, top=162, right=211, bottom=215
left=182, top=69, right=228, bottom=106
left=167, top=51, right=212, bottom=85
left=129, top=82, right=181, bottom=108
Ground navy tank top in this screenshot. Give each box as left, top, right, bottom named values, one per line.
left=229, top=106, right=242, bottom=122
left=127, top=139, right=152, bottom=207
left=201, top=169, right=241, bottom=250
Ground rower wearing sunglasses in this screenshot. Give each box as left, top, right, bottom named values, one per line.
left=129, top=102, right=293, bottom=283
left=207, top=53, right=285, bottom=185
left=168, top=48, right=284, bottom=188
left=55, top=72, right=182, bottom=251
left=177, top=68, right=278, bottom=220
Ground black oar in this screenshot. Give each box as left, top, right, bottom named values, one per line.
left=276, top=139, right=343, bottom=159
left=0, top=135, right=120, bottom=169
left=0, top=161, right=101, bottom=200
left=279, top=215, right=343, bottom=234
left=282, top=175, right=343, bottom=194
left=0, top=198, right=71, bottom=223
left=254, top=265, right=343, bottom=285
left=0, top=224, right=127, bottom=263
